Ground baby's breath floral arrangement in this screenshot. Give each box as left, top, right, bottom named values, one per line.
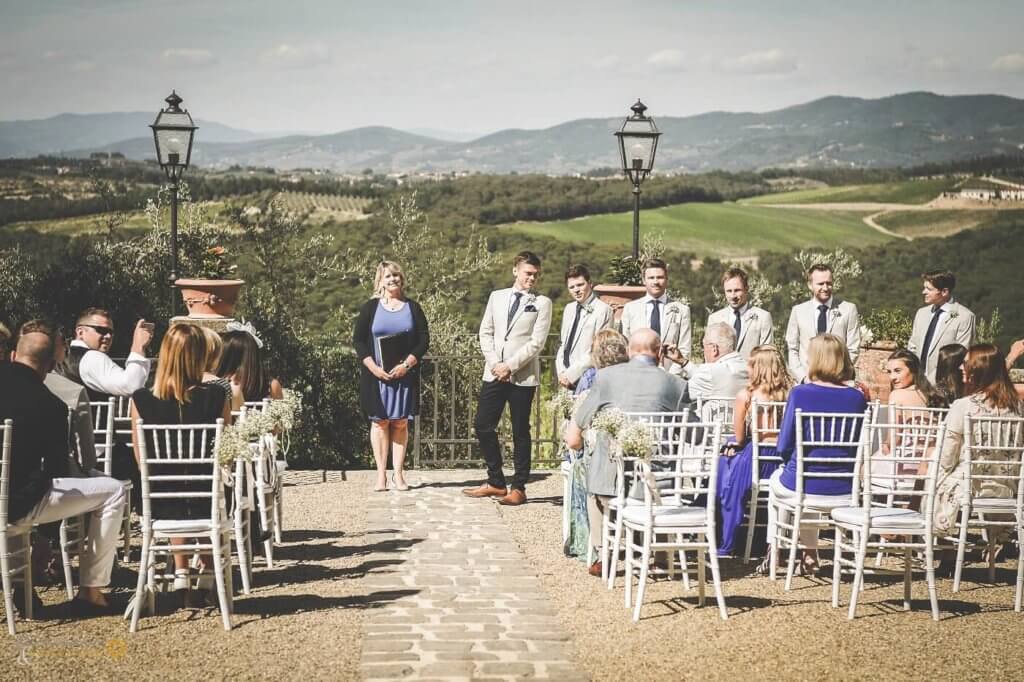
left=548, top=389, right=579, bottom=420
left=591, top=408, right=655, bottom=460
left=216, top=389, right=302, bottom=465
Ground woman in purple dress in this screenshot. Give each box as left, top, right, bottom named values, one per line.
left=353, top=261, right=430, bottom=492
left=716, top=345, right=792, bottom=557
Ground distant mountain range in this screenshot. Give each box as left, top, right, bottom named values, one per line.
left=4, top=92, right=1024, bottom=173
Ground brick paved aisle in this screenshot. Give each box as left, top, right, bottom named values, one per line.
left=360, top=472, right=589, bottom=681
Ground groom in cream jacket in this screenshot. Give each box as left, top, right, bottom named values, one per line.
left=706, top=267, right=774, bottom=358
left=619, top=258, right=690, bottom=377
left=465, top=251, right=552, bottom=506
left=785, top=263, right=861, bottom=383
left=554, top=264, right=613, bottom=389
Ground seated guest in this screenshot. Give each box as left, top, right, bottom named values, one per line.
left=216, top=327, right=284, bottom=403
left=44, top=327, right=98, bottom=473
left=934, top=344, right=968, bottom=405
left=933, top=344, right=1024, bottom=538
left=564, top=329, right=688, bottom=577
left=200, top=327, right=240, bottom=411
left=1008, top=339, right=1024, bottom=368
left=130, top=323, right=231, bottom=601
left=716, top=345, right=792, bottom=558
left=562, top=329, right=629, bottom=562
left=768, top=334, right=868, bottom=576
left=2, top=321, right=126, bottom=616
left=59, top=307, right=154, bottom=399
left=666, top=322, right=748, bottom=404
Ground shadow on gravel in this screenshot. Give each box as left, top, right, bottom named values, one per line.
left=229, top=589, right=420, bottom=625
left=416, top=473, right=555, bottom=490
left=273, top=537, right=424, bottom=561
left=254, top=558, right=406, bottom=586
left=843, top=598, right=983, bottom=621
left=280, top=529, right=348, bottom=542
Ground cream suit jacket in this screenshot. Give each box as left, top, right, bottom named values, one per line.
left=479, top=288, right=553, bottom=387
left=907, top=300, right=975, bottom=383
left=706, top=305, right=774, bottom=358
left=554, top=295, right=614, bottom=384
left=785, top=297, right=861, bottom=383
left=619, top=297, right=691, bottom=376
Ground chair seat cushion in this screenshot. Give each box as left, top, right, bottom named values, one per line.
left=971, top=497, right=1018, bottom=512
left=621, top=505, right=707, bottom=527
left=275, top=460, right=288, bottom=474
left=152, top=519, right=217, bottom=534
left=831, top=506, right=925, bottom=529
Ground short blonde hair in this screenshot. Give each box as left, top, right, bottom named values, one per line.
left=200, top=326, right=223, bottom=373
left=153, top=323, right=208, bottom=404
left=591, top=329, right=628, bottom=369
left=373, top=261, right=405, bottom=298
left=807, top=334, right=854, bottom=384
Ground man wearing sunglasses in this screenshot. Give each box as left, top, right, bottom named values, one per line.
left=60, top=307, right=153, bottom=401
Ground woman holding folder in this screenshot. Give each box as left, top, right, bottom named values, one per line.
left=353, top=261, right=430, bottom=491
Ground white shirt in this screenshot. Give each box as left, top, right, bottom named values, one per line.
left=71, top=339, right=151, bottom=397
left=641, top=293, right=669, bottom=332
left=507, top=286, right=531, bottom=319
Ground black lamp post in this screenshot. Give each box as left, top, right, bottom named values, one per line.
left=614, top=99, right=661, bottom=260
left=150, top=91, right=198, bottom=309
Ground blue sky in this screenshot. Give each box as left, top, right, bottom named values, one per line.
left=2, top=0, right=1023, bottom=134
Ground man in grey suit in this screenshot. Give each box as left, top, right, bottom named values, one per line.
left=554, top=264, right=614, bottom=390
left=564, top=328, right=688, bottom=576
left=668, top=322, right=749, bottom=404
left=619, top=258, right=691, bottom=376
left=907, top=270, right=976, bottom=383
left=706, top=267, right=773, bottom=358
left=45, top=329, right=97, bottom=473
left=465, top=251, right=553, bottom=506
left=785, top=263, right=861, bottom=383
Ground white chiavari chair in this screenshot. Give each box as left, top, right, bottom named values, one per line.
left=89, top=398, right=132, bottom=562
left=948, top=414, right=1024, bottom=611
left=128, top=419, right=234, bottom=632
left=742, top=399, right=787, bottom=563
left=621, top=419, right=727, bottom=621
left=246, top=400, right=287, bottom=543
left=830, top=417, right=947, bottom=619
left=697, top=396, right=737, bottom=435
left=769, top=408, right=872, bottom=591
left=58, top=409, right=87, bottom=600
left=0, top=420, right=34, bottom=634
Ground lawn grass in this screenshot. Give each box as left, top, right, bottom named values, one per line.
left=743, top=178, right=958, bottom=206
left=874, top=209, right=1024, bottom=238
left=503, top=202, right=889, bottom=257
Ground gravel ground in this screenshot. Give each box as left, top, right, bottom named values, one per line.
left=502, top=472, right=1024, bottom=681
left=2, top=470, right=373, bottom=679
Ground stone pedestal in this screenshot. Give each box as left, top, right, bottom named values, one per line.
left=855, top=342, right=898, bottom=403
left=169, top=316, right=236, bottom=333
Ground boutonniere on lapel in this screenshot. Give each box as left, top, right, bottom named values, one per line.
left=665, top=302, right=681, bottom=320
left=948, top=310, right=959, bottom=319
left=583, top=303, right=594, bottom=315
left=830, top=308, right=842, bottom=320
left=523, top=294, right=538, bottom=312
left=746, top=311, right=758, bottom=323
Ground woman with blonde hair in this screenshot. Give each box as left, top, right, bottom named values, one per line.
left=130, top=323, right=231, bottom=602
left=352, top=261, right=430, bottom=492
left=717, top=345, right=792, bottom=557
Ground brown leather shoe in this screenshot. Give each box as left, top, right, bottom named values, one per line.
left=462, top=484, right=507, bottom=498
left=497, top=489, right=527, bottom=506
left=588, top=561, right=603, bottom=577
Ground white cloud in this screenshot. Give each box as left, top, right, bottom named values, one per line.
left=645, top=48, right=686, bottom=72
left=162, top=48, right=217, bottom=67
left=991, top=53, right=1024, bottom=73
left=722, top=48, right=796, bottom=75
left=261, top=43, right=330, bottom=69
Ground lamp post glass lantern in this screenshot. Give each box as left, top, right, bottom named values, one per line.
left=614, top=99, right=661, bottom=260
left=150, top=91, right=198, bottom=305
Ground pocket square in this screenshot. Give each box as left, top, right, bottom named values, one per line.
left=523, top=305, right=538, bottom=312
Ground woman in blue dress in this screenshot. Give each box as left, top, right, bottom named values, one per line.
left=353, top=261, right=430, bottom=492
left=716, top=345, right=792, bottom=557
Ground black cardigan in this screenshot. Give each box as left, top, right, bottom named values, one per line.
left=352, top=297, right=430, bottom=418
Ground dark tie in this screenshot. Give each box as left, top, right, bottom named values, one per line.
left=650, top=299, right=661, bottom=335
left=507, top=292, right=523, bottom=328
left=816, top=304, right=829, bottom=334
left=733, top=308, right=742, bottom=340
left=563, top=303, right=584, bottom=367
left=920, top=305, right=943, bottom=362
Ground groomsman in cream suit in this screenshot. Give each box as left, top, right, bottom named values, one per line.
left=785, top=263, right=861, bottom=383
left=706, top=267, right=774, bottom=358
left=555, top=264, right=614, bottom=389
left=619, top=258, right=690, bottom=376
left=465, top=251, right=553, bottom=506
left=907, top=270, right=975, bottom=383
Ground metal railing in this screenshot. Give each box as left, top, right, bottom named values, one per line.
left=412, top=334, right=564, bottom=469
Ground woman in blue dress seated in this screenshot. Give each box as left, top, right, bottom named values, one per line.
left=716, top=345, right=792, bottom=558
left=353, top=261, right=430, bottom=492
left=766, top=334, right=868, bottom=576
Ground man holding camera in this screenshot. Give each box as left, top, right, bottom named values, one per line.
left=60, top=307, right=153, bottom=400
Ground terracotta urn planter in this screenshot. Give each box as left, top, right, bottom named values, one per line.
left=855, top=341, right=898, bottom=403
left=593, top=284, right=646, bottom=322
left=175, top=278, right=245, bottom=318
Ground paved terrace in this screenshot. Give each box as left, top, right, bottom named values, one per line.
left=5, top=470, right=1024, bottom=680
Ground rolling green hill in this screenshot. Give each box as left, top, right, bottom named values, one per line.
left=503, top=202, right=889, bottom=257
left=874, top=209, right=1024, bottom=238
left=743, top=178, right=958, bottom=205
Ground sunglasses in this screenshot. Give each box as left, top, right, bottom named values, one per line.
left=82, top=324, right=115, bottom=336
